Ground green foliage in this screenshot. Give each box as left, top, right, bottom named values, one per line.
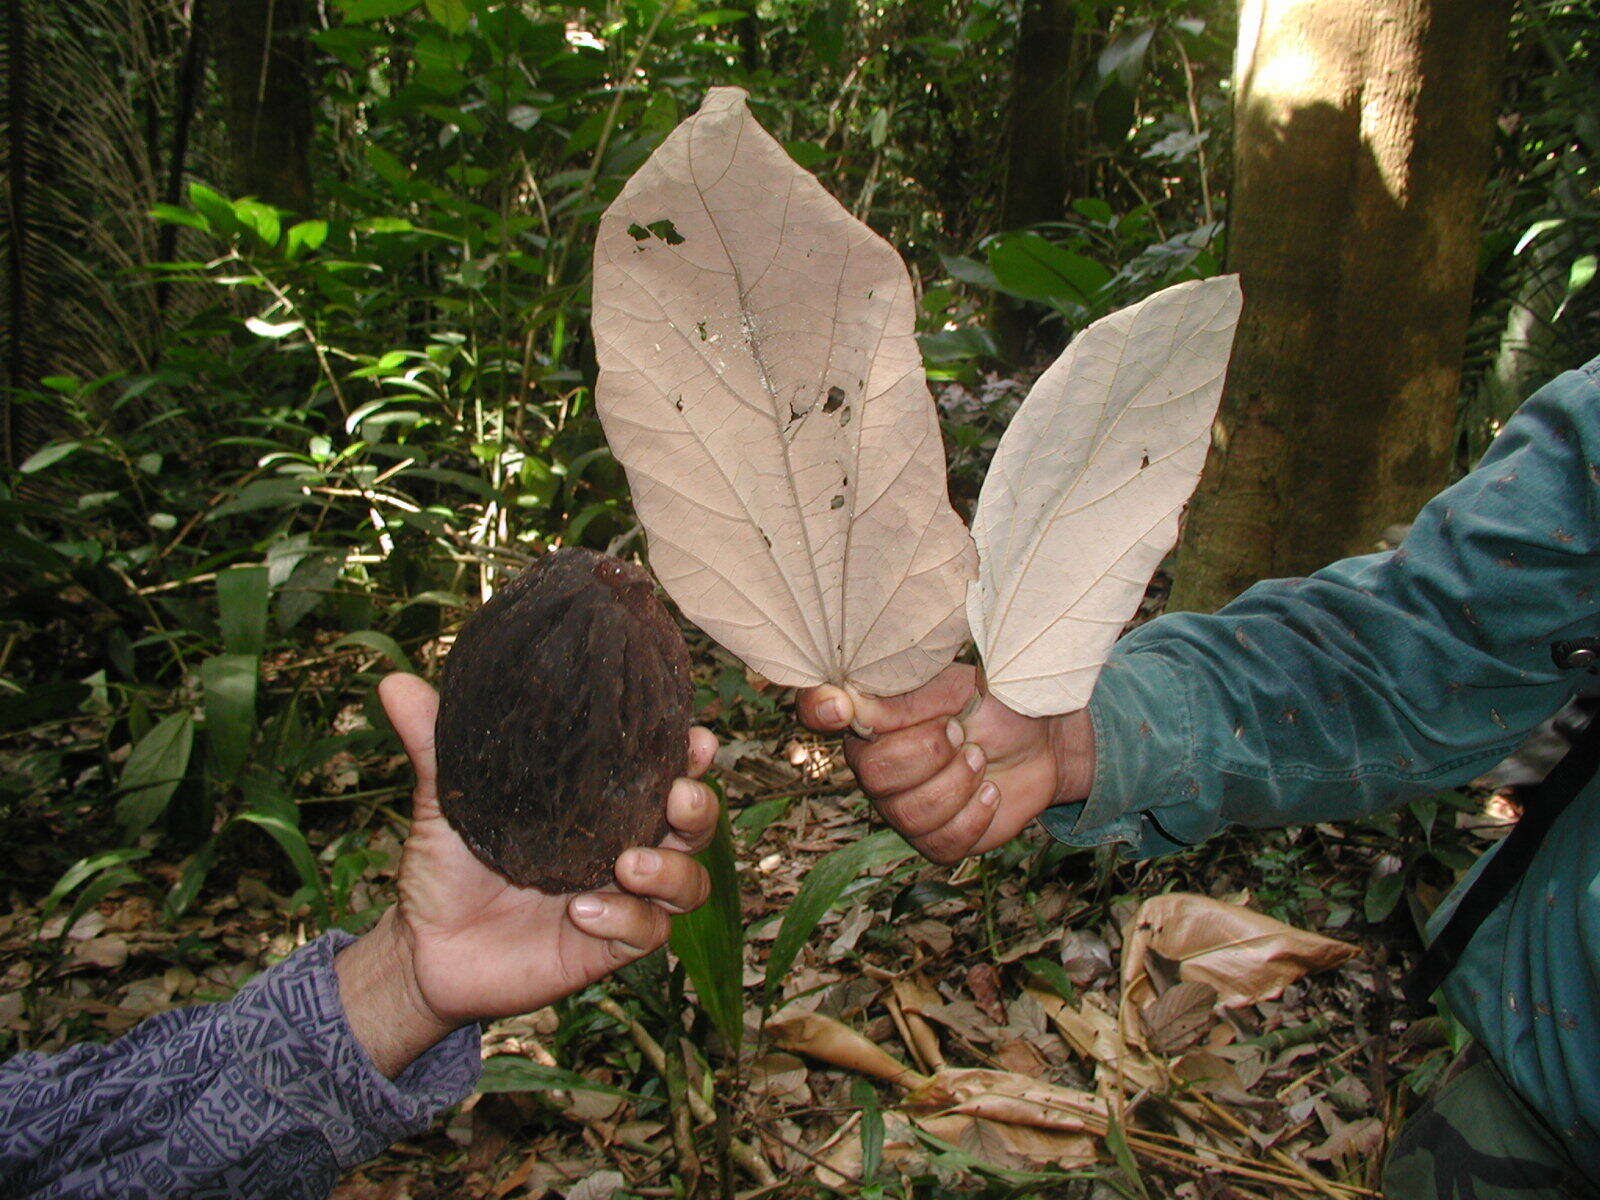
left=668, top=802, right=745, bottom=1052
left=762, top=827, right=917, bottom=1006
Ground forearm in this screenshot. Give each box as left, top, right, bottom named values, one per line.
left=0, top=931, right=481, bottom=1200
left=335, top=909, right=459, bottom=1080
left=1043, top=360, right=1600, bottom=855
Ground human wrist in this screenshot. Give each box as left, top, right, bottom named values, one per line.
left=1047, top=708, right=1096, bottom=807
left=335, top=907, right=460, bottom=1080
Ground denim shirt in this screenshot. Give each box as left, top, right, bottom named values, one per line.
left=1042, top=358, right=1600, bottom=1173
left=0, top=931, right=481, bottom=1199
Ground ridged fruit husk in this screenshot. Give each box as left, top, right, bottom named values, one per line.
left=435, top=547, right=692, bottom=892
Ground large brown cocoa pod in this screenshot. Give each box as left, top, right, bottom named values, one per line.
left=435, top=548, right=692, bottom=892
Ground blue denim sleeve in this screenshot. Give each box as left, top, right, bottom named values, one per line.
left=0, top=929, right=481, bottom=1200
left=1039, top=359, right=1600, bottom=856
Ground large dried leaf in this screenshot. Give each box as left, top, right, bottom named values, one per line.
left=968, top=277, right=1242, bottom=716
left=593, top=87, right=975, bottom=696
left=1120, top=894, right=1358, bottom=1048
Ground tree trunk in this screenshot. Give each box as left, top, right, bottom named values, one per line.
left=211, top=0, right=313, bottom=212
left=993, top=0, right=1093, bottom=357
left=1166, top=0, right=1510, bottom=613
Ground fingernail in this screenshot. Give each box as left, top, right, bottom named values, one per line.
left=946, top=719, right=964, bottom=750
left=820, top=698, right=846, bottom=725
left=571, top=895, right=605, bottom=918
left=963, top=743, right=984, bottom=773
left=976, top=781, right=1000, bottom=808
left=629, top=848, right=662, bottom=875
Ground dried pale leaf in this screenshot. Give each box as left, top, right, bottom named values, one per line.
left=563, top=1170, right=626, bottom=1200
left=1139, top=978, right=1218, bottom=1056
left=593, top=87, right=975, bottom=696
left=968, top=276, right=1242, bottom=716
left=816, top=1109, right=1097, bottom=1185
left=905, top=1067, right=1107, bottom=1132
left=767, top=1010, right=927, bottom=1087
left=916, top=1112, right=1099, bottom=1171
left=1120, top=893, right=1357, bottom=1047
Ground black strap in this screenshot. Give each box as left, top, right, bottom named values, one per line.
left=1403, top=708, right=1600, bottom=1005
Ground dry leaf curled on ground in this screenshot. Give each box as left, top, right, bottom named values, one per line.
left=1120, top=893, right=1358, bottom=1047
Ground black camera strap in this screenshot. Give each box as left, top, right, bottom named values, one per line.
left=1403, top=702, right=1600, bottom=1005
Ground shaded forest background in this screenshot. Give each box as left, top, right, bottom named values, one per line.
left=1, top=1, right=1599, bottom=1197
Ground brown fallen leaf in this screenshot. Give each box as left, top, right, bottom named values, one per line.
left=1139, top=978, right=1218, bottom=1056
left=1120, top=894, right=1358, bottom=1047
left=766, top=1010, right=927, bottom=1087
left=966, top=962, right=1006, bottom=1024
left=903, top=1067, right=1106, bottom=1132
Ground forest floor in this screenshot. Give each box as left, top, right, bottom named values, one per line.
left=0, top=604, right=1521, bottom=1200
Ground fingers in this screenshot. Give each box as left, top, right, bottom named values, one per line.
left=845, top=715, right=964, bottom=798
left=567, top=891, right=673, bottom=958
left=379, top=673, right=440, bottom=810
left=687, top=725, right=716, bottom=779
left=797, top=665, right=979, bottom=737
left=796, top=684, right=854, bottom=732
left=660, top=777, right=719, bottom=854
left=870, top=740, right=1002, bottom=865
left=613, top=846, right=711, bottom=914
left=565, top=846, right=711, bottom=955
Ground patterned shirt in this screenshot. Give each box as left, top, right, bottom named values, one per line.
left=1042, top=357, right=1600, bottom=1180
left=0, top=930, right=481, bottom=1199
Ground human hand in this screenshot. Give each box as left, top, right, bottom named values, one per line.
left=336, top=672, right=719, bottom=1077
left=796, top=665, right=1093, bottom=865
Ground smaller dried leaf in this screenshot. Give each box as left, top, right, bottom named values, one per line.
left=1138, top=978, right=1218, bottom=1056
left=1120, top=894, right=1358, bottom=1048
left=767, top=1010, right=927, bottom=1087
left=968, top=276, right=1242, bottom=716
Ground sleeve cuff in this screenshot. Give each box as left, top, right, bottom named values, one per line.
left=1036, top=649, right=1199, bottom=858
left=225, top=929, right=483, bottom=1169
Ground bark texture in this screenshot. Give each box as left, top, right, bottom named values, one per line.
left=993, top=0, right=1095, bottom=356
left=1166, top=0, right=1511, bottom=612
left=212, top=0, right=314, bottom=212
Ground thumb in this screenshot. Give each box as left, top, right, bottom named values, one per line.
left=851, top=665, right=983, bottom=737
left=379, top=672, right=441, bottom=816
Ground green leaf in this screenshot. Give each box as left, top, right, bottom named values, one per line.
left=19, top=440, right=82, bottom=474
left=670, top=804, right=744, bottom=1052
left=480, top=1057, right=648, bottom=1099
left=1106, top=1108, right=1152, bottom=1200
left=233, top=198, right=281, bottom=246
left=116, top=712, right=196, bottom=834
left=1365, top=865, right=1405, bottom=924
left=336, top=0, right=419, bottom=21
left=43, top=848, right=151, bottom=919
left=150, top=203, right=209, bottom=231
left=332, top=631, right=415, bottom=673
left=218, top=565, right=271, bottom=656
left=424, top=0, right=469, bottom=31
left=277, top=554, right=344, bottom=633
left=232, top=811, right=326, bottom=917
left=286, top=219, right=329, bottom=258
left=763, top=828, right=915, bottom=1004
left=166, top=837, right=221, bottom=919
left=987, top=233, right=1110, bottom=304
left=853, top=1079, right=884, bottom=1181
left=940, top=252, right=1000, bottom=291
left=201, top=654, right=258, bottom=782
left=188, top=183, right=239, bottom=234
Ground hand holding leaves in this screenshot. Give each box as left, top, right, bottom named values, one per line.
left=797, top=668, right=1095, bottom=864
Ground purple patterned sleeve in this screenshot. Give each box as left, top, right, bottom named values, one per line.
left=0, top=929, right=481, bottom=1199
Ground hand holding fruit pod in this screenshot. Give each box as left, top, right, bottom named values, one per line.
left=334, top=672, right=719, bottom=1079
